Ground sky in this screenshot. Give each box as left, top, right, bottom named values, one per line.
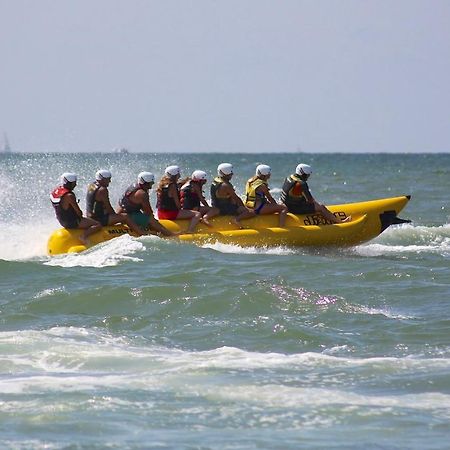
left=1, top=0, right=449, bottom=153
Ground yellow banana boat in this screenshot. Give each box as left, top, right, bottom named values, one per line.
left=47, top=195, right=411, bottom=255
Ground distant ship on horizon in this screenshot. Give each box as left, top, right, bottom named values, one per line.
left=2, top=133, right=12, bottom=153
left=112, top=147, right=130, bottom=154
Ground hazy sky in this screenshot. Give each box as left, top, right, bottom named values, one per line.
left=1, top=0, right=449, bottom=153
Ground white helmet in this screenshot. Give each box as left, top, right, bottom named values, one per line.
left=138, top=171, right=155, bottom=184
left=217, top=163, right=233, bottom=176
left=95, top=169, right=112, bottom=181
left=256, top=164, right=271, bottom=176
left=165, top=165, right=181, bottom=176
left=191, top=170, right=207, bottom=182
left=296, top=164, right=312, bottom=176
left=60, top=172, right=77, bottom=185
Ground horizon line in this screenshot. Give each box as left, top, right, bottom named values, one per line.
left=2, top=150, right=450, bottom=155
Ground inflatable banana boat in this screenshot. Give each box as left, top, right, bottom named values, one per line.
left=47, top=196, right=411, bottom=255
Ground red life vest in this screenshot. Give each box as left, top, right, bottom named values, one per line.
left=50, top=186, right=80, bottom=228
left=50, top=186, right=70, bottom=204
left=180, top=181, right=201, bottom=209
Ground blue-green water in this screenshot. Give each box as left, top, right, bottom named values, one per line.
left=0, top=152, right=449, bottom=449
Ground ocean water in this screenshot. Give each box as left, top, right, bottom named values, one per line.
left=0, top=152, right=449, bottom=449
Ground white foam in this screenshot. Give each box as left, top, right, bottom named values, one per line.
left=174, top=346, right=450, bottom=372
left=380, top=223, right=450, bottom=242
left=2, top=328, right=450, bottom=374
left=33, top=287, right=66, bottom=299
left=355, top=242, right=450, bottom=257
left=3, top=374, right=448, bottom=414
left=0, top=220, right=54, bottom=260
left=355, top=223, right=450, bottom=257
left=269, top=187, right=282, bottom=195
left=195, top=383, right=450, bottom=411
left=355, top=305, right=415, bottom=320
left=2, top=340, right=450, bottom=416
left=44, top=234, right=145, bottom=268
left=202, top=242, right=296, bottom=255
left=2, top=328, right=450, bottom=417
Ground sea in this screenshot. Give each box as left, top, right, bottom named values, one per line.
left=0, top=152, right=449, bottom=450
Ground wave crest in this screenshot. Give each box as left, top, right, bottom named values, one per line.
left=356, top=223, right=450, bottom=256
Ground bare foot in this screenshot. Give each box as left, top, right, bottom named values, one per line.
left=79, top=235, right=90, bottom=246
left=165, top=232, right=181, bottom=238
left=201, top=217, right=213, bottom=227
left=341, top=215, right=352, bottom=223
left=232, top=218, right=244, bottom=229
left=160, top=230, right=180, bottom=238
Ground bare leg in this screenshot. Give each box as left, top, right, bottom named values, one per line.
left=115, top=213, right=145, bottom=236
left=258, top=203, right=288, bottom=227
left=149, top=216, right=178, bottom=237
left=278, top=206, right=288, bottom=227
left=315, top=202, right=351, bottom=223
left=201, top=206, right=219, bottom=227
left=176, top=209, right=202, bottom=233
left=234, top=207, right=255, bottom=228
left=78, top=217, right=102, bottom=244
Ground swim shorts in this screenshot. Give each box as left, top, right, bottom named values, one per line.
left=157, top=209, right=179, bottom=220
left=93, top=213, right=110, bottom=226
left=60, top=216, right=81, bottom=229
left=285, top=202, right=315, bottom=214
left=130, top=212, right=151, bottom=227
left=217, top=203, right=239, bottom=216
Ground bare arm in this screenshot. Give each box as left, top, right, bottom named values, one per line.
left=259, top=184, right=277, bottom=204
left=134, top=190, right=153, bottom=215
left=96, top=187, right=115, bottom=214
left=221, top=183, right=245, bottom=207
left=148, top=216, right=174, bottom=236
left=302, top=182, right=315, bottom=203
left=64, top=193, right=83, bottom=218
left=193, top=184, right=209, bottom=207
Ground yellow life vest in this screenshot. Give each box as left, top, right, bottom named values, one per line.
left=245, top=178, right=268, bottom=208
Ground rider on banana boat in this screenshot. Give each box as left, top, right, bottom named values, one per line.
left=50, top=173, right=101, bottom=245
left=280, top=164, right=351, bottom=223
left=210, top=163, right=255, bottom=228
left=180, top=170, right=219, bottom=227
left=86, top=169, right=144, bottom=236
left=156, top=165, right=202, bottom=233
left=245, top=164, right=288, bottom=227
left=117, top=172, right=175, bottom=236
